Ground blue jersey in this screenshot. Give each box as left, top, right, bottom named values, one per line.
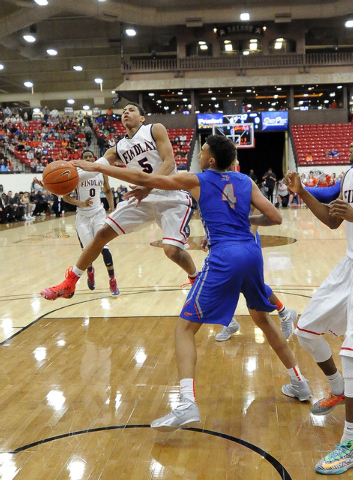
left=196, top=169, right=254, bottom=246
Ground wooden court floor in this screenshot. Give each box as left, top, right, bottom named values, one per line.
left=0, top=207, right=350, bottom=479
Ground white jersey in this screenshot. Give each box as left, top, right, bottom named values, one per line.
left=116, top=124, right=177, bottom=185
left=343, top=167, right=353, bottom=259
left=75, top=169, right=105, bottom=217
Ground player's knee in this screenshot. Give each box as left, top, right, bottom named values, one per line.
left=101, top=247, right=113, bottom=267
left=163, top=244, right=182, bottom=262
left=297, top=335, right=332, bottom=363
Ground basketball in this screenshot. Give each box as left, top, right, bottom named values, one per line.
left=42, top=161, right=79, bottom=196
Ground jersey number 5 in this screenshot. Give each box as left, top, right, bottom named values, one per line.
left=138, top=157, right=153, bottom=174
left=222, top=183, right=236, bottom=209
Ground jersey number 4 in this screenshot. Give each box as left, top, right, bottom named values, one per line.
left=138, top=157, right=153, bottom=174
left=222, top=183, right=236, bottom=209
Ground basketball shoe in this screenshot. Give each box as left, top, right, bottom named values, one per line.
left=180, top=274, right=198, bottom=289
left=87, top=267, right=95, bottom=291
left=151, top=399, right=201, bottom=431
left=109, top=277, right=120, bottom=296
left=311, top=392, right=345, bottom=416
left=278, top=308, right=298, bottom=340
left=281, top=378, right=313, bottom=401
left=315, top=440, right=353, bottom=475
left=40, top=267, right=79, bottom=300
left=215, top=317, right=240, bottom=341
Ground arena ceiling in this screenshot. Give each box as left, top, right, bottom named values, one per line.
left=0, top=0, right=353, bottom=113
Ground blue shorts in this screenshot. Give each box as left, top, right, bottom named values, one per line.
left=180, top=241, right=276, bottom=326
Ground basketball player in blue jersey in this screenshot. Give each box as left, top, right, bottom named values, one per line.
left=72, top=134, right=313, bottom=430
left=40, top=102, right=198, bottom=300
left=62, top=150, right=119, bottom=295
left=285, top=145, right=353, bottom=475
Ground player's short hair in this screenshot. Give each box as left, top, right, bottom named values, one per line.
left=206, top=135, right=237, bottom=170
left=81, top=149, right=95, bottom=158
left=124, top=102, right=146, bottom=117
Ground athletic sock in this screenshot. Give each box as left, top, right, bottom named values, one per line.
left=327, top=371, right=344, bottom=396
left=87, top=266, right=93, bottom=273
left=341, top=421, right=353, bottom=443
left=72, top=265, right=84, bottom=277
left=288, top=366, right=305, bottom=382
left=180, top=378, right=196, bottom=403
left=189, top=271, right=198, bottom=279
left=276, top=300, right=284, bottom=311
left=109, top=269, right=115, bottom=278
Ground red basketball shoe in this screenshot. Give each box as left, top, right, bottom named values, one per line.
left=41, top=267, right=79, bottom=300
left=109, top=277, right=120, bottom=296
left=87, top=267, right=95, bottom=290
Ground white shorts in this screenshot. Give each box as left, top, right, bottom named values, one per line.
left=106, top=190, right=193, bottom=249
left=295, top=256, right=353, bottom=357
left=76, top=208, right=108, bottom=248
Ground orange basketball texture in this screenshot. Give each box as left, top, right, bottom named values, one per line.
left=42, top=161, right=79, bottom=195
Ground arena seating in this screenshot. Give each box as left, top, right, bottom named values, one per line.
left=292, top=123, right=353, bottom=166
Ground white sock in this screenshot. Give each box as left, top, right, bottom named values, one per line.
left=288, top=366, right=305, bottom=382
left=341, top=421, right=353, bottom=443
left=278, top=306, right=287, bottom=320
left=180, top=378, right=196, bottom=403
left=327, top=371, right=344, bottom=396
left=72, top=265, right=84, bottom=277
left=189, top=271, right=198, bottom=279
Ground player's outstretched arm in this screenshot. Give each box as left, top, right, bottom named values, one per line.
left=285, top=171, right=343, bottom=229
left=72, top=160, right=200, bottom=198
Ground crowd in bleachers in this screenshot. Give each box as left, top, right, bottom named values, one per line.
left=292, top=123, right=353, bottom=166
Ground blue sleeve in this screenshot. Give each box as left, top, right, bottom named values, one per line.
left=305, top=180, right=341, bottom=203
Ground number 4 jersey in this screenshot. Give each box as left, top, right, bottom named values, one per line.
left=116, top=124, right=177, bottom=181
left=196, top=169, right=254, bottom=247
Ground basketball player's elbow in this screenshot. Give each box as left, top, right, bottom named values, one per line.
left=271, top=213, right=282, bottom=225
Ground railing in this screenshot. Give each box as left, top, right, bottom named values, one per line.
left=122, top=52, right=353, bottom=73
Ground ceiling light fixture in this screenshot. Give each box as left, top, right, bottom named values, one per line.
left=73, top=65, right=83, bottom=71
left=0, top=64, right=4, bottom=70
left=46, top=49, right=57, bottom=56
left=125, top=28, right=136, bottom=37
left=240, top=13, right=250, bottom=21
left=34, top=0, right=48, bottom=5
left=23, top=35, right=36, bottom=43
left=67, top=99, right=75, bottom=104
left=83, top=105, right=90, bottom=110
left=345, top=20, right=353, bottom=28
left=95, top=78, right=103, bottom=91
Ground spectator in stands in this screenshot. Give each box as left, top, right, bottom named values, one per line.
left=42, top=106, right=50, bottom=123
left=276, top=179, right=293, bottom=208
left=51, top=108, right=59, bottom=120
left=1, top=192, right=15, bottom=222
left=42, top=190, right=54, bottom=215
left=106, top=108, right=113, bottom=122
left=329, top=146, right=340, bottom=157
left=21, top=192, right=34, bottom=220
left=32, top=190, right=49, bottom=216
left=325, top=149, right=330, bottom=158
left=12, top=192, right=25, bottom=220
left=248, top=169, right=258, bottom=184
left=0, top=194, right=6, bottom=223
left=330, top=173, right=337, bottom=185
left=262, top=167, right=277, bottom=204
left=3, top=106, right=11, bottom=119
left=305, top=152, right=313, bottom=162
left=331, top=99, right=338, bottom=109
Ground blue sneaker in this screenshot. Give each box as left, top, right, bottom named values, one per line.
left=315, top=440, right=353, bottom=475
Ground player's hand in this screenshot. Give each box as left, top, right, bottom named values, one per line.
left=123, top=185, right=152, bottom=207
left=82, top=197, right=93, bottom=207
left=284, top=171, right=302, bottom=194
left=329, top=199, right=353, bottom=221
left=200, top=236, right=208, bottom=252
left=72, top=160, right=96, bottom=171
left=33, top=177, right=44, bottom=187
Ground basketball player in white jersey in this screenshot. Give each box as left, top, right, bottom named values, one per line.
left=285, top=144, right=353, bottom=475
left=41, top=102, right=198, bottom=300
left=62, top=150, right=119, bottom=295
